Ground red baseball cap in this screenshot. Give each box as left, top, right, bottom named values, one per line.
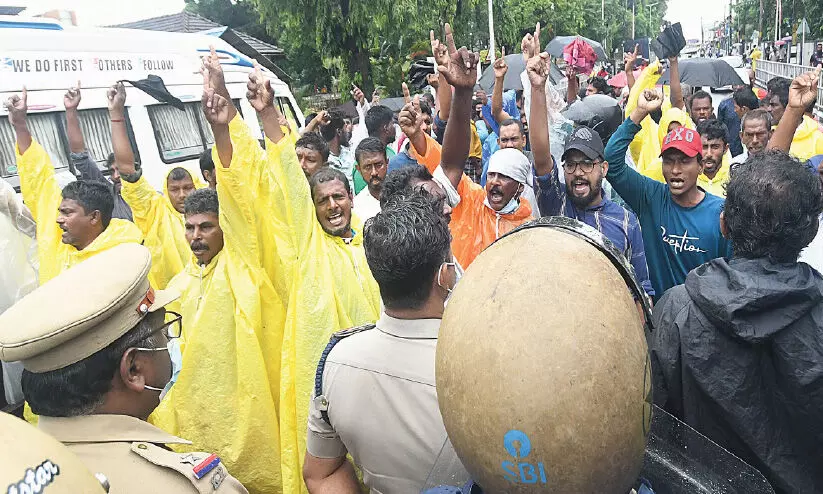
left=660, top=127, right=702, bottom=158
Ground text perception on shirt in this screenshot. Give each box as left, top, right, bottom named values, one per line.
left=660, top=226, right=708, bottom=254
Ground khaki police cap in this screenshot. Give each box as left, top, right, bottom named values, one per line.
left=0, top=412, right=108, bottom=493
left=0, top=244, right=178, bottom=373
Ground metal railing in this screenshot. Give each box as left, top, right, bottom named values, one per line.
left=755, top=60, right=823, bottom=116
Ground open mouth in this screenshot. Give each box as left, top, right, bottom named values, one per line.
left=328, top=212, right=345, bottom=228
left=668, top=178, right=686, bottom=190
left=572, top=180, right=590, bottom=195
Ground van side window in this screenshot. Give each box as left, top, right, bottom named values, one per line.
left=0, top=114, right=69, bottom=177
left=1, top=109, right=138, bottom=179
left=277, top=97, right=299, bottom=132
left=148, top=102, right=214, bottom=163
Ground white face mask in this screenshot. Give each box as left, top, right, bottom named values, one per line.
left=140, top=338, right=183, bottom=401
left=437, top=259, right=464, bottom=307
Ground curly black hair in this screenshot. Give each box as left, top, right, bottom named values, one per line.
left=379, top=164, right=435, bottom=207
left=296, top=132, right=330, bottom=163
left=184, top=187, right=219, bottom=216
left=364, top=188, right=451, bottom=309
left=62, top=180, right=115, bottom=228
left=696, top=118, right=729, bottom=144
left=725, top=150, right=823, bottom=263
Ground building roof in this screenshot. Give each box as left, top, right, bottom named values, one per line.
left=111, top=11, right=282, bottom=56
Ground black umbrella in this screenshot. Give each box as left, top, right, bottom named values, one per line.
left=478, top=54, right=564, bottom=92
left=545, top=35, right=608, bottom=61
left=561, top=94, right=623, bottom=143
left=658, top=58, right=745, bottom=87
left=121, top=75, right=184, bottom=110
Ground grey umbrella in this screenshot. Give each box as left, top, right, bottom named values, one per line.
left=657, top=58, right=745, bottom=87
left=478, top=54, right=564, bottom=92
left=545, top=35, right=608, bottom=61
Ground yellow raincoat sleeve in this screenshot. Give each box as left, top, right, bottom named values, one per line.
left=625, top=62, right=664, bottom=170
left=120, top=176, right=187, bottom=289
left=16, top=141, right=63, bottom=284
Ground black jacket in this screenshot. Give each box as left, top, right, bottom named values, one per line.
left=651, top=257, right=823, bottom=494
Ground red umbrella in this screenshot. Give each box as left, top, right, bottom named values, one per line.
left=608, top=69, right=642, bottom=88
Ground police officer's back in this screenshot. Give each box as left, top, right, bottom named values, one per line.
left=0, top=244, right=248, bottom=493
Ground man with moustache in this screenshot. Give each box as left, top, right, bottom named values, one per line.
left=694, top=119, right=731, bottom=197
left=528, top=61, right=654, bottom=297
left=731, top=109, right=773, bottom=168
left=353, top=137, right=388, bottom=221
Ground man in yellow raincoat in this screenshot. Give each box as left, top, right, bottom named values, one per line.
left=149, top=75, right=285, bottom=494
left=767, top=76, right=823, bottom=161
left=7, top=89, right=142, bottom=285
left=106, top=82, right=205, bottom=289
left=244, top=68, right=381, bottom=493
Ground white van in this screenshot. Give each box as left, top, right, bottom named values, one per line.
left=0, top=17, right=304, bottom=192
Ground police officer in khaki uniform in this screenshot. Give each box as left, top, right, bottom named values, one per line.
left=0, top=243, right=248, bottom=494
left=1, top=412, right=109, bottom=493
left=303, top=190, right=459, bottom=494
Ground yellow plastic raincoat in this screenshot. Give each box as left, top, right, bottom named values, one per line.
left=121, top=166, right=205, bottom=289
left=259, top=129, right=381, bottom=494
left=410, top=133, right=534, bottom=267
left=16, top=140, right=142, bottom=284
left=788, top=115, right=823, bottom=162
left=149, top=127, right=285, bottom=494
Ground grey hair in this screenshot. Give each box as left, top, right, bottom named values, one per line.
left=364, top=188, right=451, bottom=309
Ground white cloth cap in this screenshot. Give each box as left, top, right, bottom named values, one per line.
left=488, top=148, right=530, bottom=186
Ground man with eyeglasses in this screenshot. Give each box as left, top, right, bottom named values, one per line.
left=604, top=88, right=731, bottom=300
left=353, top=137, right=388, bottom=221
left=527, top=53, right=654, bottom=298
left=0, top=244, right=248, bottom=493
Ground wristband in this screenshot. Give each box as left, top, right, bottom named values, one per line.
left=110, top=118, right=125, bottom=123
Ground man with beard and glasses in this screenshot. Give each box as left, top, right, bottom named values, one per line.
left=353, top=137, right=388, bottom=221
left=605, top=88, right=731, bottom=301
left=694, top=119, right=731, bottom=197
left=528, top=55, right=654, bottom=297
left=6, top=88, right=142, bottom=285
left=320, top=108, right=356, bottom=191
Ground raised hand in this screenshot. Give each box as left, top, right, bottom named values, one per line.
left=624, top=44, right=640, bottom=68
left=106, top=82, right=126, bottom=113
left=402, top=82, right=412, bottom=104
left=202, top=45, right=228, bottom=97
left=426, top=73, right=439, bottom=88
left=398, top=96, right=423, bottom=138
left=64, top=81, right=81, bottom=111
left=351, top=84, right=365, bottom=104
left=4, top=88, right=27, bottom=128
left=202, top=69, right=233, bottom=125
left=371, top=88, right=381, bottom=105
left=637, top=88, right=664, bottom=113
left=788, top=66, right=822, bottom=110
left=520, top=22, right=541, bottom=63
left=246, top=63, right=274, bottom=112
left=527, top=52, right=551, bottom=88
left=493, top=47, right=508, bottom=79
left=431, top=23, right=479, bottom=90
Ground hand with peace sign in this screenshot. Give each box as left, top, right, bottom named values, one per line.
left=520, top=22, right=541, bottom=63
left=202, top=68, right=234, bottom=126
left=202, top=45, right=230, bottom=99
left=246, top=62, right=275, bottom=113
left=624, top=44, right=640, bottom=70
left=431, top=23, right=479, bottom=90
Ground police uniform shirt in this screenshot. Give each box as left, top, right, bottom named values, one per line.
left=307, top=313, right=447, bottom=494
left=38, top=414, right=248, bottom=494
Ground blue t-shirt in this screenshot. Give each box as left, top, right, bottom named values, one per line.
left=605, top=119, right=732, bottom=300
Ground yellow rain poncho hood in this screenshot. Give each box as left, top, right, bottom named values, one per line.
left=16, top=140, right=143, bottom=285
left=788, top=115, right=823, bottom=162
left=252, top=121, right=380, bottom=494
left=121, top=164, right=206, bottom=289
left=150, top=136, right=285, bottom=494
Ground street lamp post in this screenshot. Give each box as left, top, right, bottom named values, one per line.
left=648, top=2, right=658, bottom=35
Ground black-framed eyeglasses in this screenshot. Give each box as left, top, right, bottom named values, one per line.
left=134, top=311, right=182, bottom=353
left=562, top=160, right=601, bottom=173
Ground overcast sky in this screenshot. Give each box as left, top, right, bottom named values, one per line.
left=22, top=0, right=186, bottom=26
left=22, top=0, right=726, bottom=43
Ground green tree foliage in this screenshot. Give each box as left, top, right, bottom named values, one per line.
left=733, top=0, right=823, bottom=42
left=190, top=0, right=665, bottom=98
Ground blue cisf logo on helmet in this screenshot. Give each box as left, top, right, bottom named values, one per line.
left=501, top=430, right=548, bottom=484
